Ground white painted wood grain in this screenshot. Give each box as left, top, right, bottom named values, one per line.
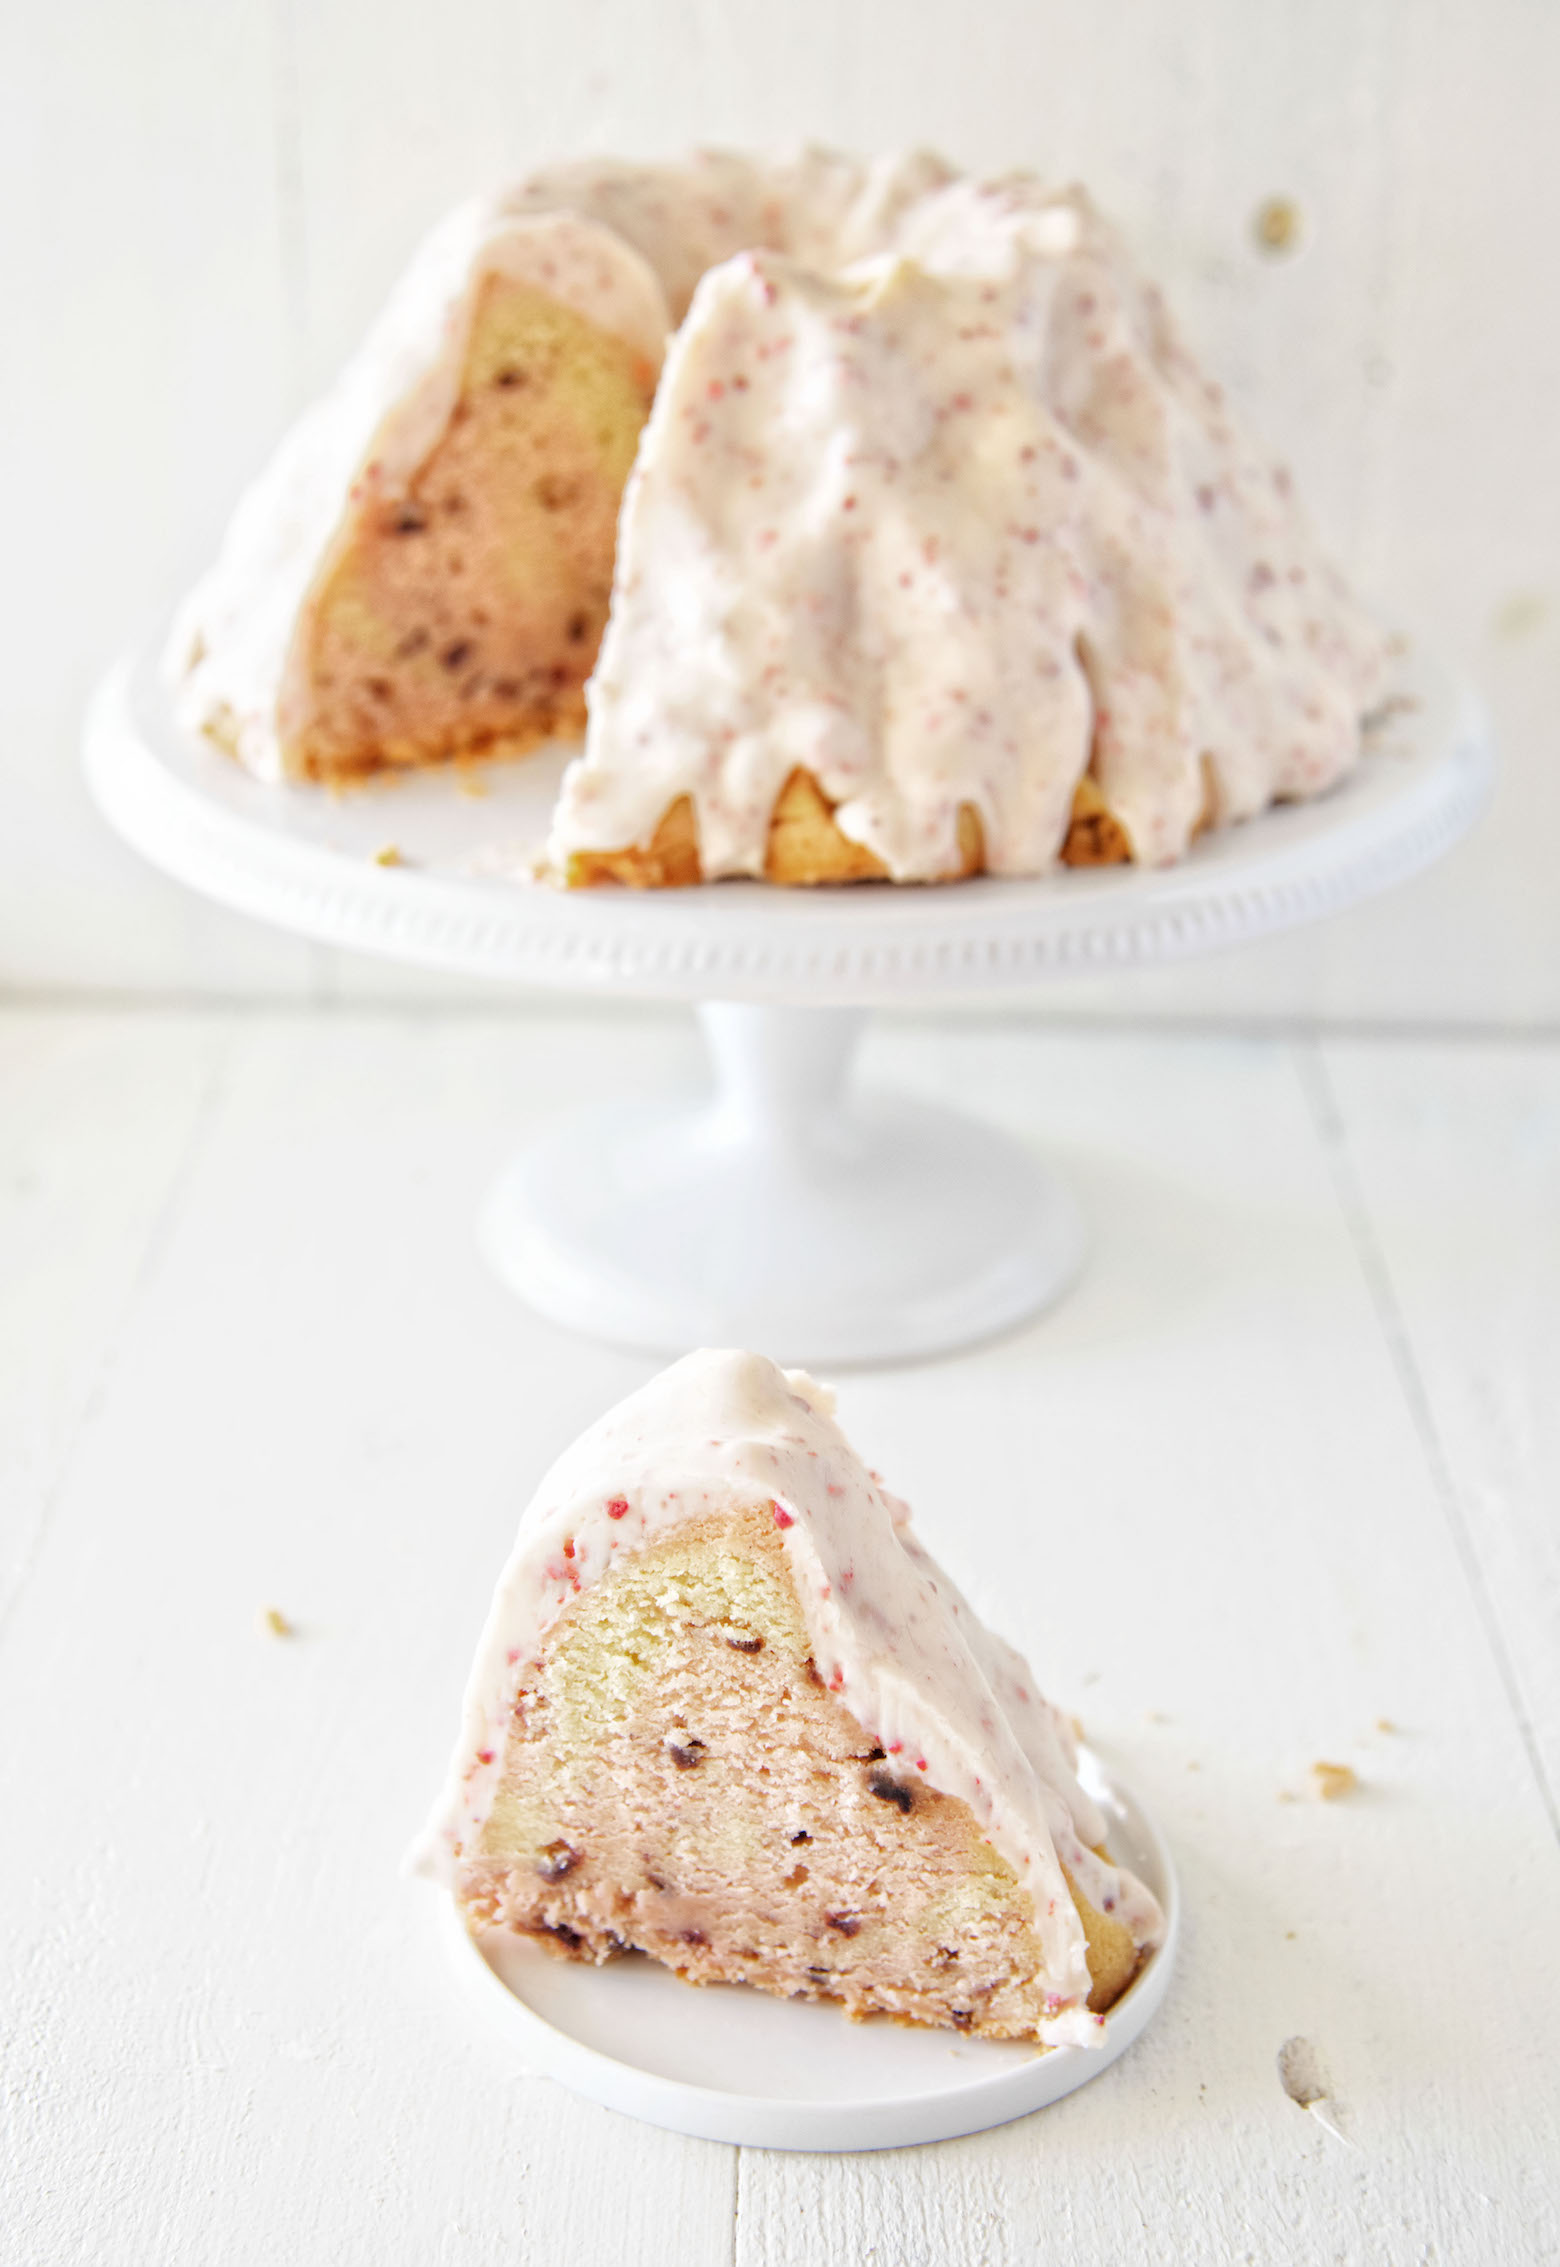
left=2, top=1, right=1556, bottom=1016
left=4, top=1009, right=1559, bottom=2262
left=1312, top=1034, right=1560, bottom=1820
left=0, top=1010, right=221, bottom=1617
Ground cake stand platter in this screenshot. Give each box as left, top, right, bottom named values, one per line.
left=85, top=641, right=1491, bottom=1366
left=439, top=1746, right=1178, bottom=2151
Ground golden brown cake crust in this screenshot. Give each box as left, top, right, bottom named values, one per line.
left=562, top=766, right=1158, bottom=887
left=565, top=769, right=992, bottom=889
left=457, top=1506, right=1140, bottom=2038
left=1058, top=774, right=1135, bottom=868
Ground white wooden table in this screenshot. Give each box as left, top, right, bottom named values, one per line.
left=4, top=1004, right=1557, bottom=2265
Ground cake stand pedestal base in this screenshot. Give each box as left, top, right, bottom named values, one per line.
left=480, top=1002, right=1086, bottom=1366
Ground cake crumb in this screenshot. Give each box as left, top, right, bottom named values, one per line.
left=1312, top=1760, right=1358, bottom=1801
left=373, top=844, right=403, bottom=867
left=1253, top=195, right=1301, bottom=256
left=258, top=1606, right=293, bottom=1639
left=1375, top=1717, right=1396, bottom=1735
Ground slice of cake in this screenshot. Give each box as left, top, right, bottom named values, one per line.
left=415, top=1350, right=1163, bottom=2047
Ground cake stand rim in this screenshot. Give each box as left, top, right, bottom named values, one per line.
left=85, top=636, right=1493, bottom=1005
left=433, top=1744, right=1179, bottom=2152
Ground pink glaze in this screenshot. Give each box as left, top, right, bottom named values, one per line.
left=554, top=177, right=1387, bottom=880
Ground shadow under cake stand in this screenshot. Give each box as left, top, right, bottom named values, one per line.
left=86, top=644, right=1491, bottom=1367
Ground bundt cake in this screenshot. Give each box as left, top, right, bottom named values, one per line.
left=414, top=1350, right=1164, bottom=2047
left=167, top=149, right=1388, bottom=883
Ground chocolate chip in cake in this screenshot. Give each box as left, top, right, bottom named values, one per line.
left=825, top=1911, right=861, bottom=1938
left=725, top=1633, right=765, bottom=1653
left=494, top=367, right=527, bottom=390
left=544, top=1922, right=583, bottom=1950
left=679, top=1929, right=710, bottom=1948
left=867, top=1768, right=915, bottom=1814
left=666, top=1737, right=707, bottom=1770
left=441, top=640, right=474, bottom=672
left=951, top=2009, right=973, bottom=2030
left=391, top=507, right=426, bottom=535
left=536, top=1839, right=581, bottom=1881
left=789, top=1830, right=812, bottom=1846
left=803, top=1657, right=824, bottom=1689
left=565, top=611, right=590, bottom=644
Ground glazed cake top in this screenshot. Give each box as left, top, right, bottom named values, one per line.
left=550, top=174, right=1388, bottom=881
left=414, top=1347, right=1164, bottom=2048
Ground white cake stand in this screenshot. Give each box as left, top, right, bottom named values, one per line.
left=85, top=643, right=1491, bottom=1365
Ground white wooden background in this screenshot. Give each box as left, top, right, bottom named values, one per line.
left=1, top=0, right=1556, bottom=1020
left=4, top=1006, right=1558, bottom=2263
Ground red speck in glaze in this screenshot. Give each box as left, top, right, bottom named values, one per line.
left=562, top=1538, right=575, bottom=1559
left=607, top=1496, right=629, bottom=1519
left=772, top=1502, right=794, bottom=1529
left=476, top=1749, right=495, bottom=1766
left=915, top=1757, right=928, bottom=1772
